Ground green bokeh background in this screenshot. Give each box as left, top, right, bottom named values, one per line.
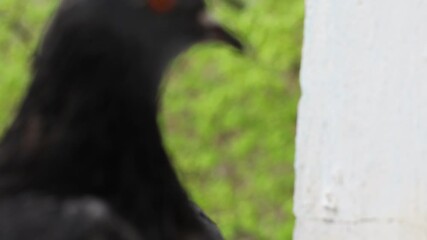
left=0, top=0, right=304, bottom=239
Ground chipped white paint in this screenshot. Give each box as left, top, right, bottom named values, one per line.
left=294, top=0, right=427, bottom=239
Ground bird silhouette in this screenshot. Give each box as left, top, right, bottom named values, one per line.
left=0, top=0, right=242, bottom=239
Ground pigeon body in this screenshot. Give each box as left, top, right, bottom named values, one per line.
left=0, top=0, right=241, bottom=239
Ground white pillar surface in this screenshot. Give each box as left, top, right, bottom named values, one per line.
left=294, top=0, right=427, bottom=239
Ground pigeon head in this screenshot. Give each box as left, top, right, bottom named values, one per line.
left=129, top=0, right=244, bottom=61
left=33, top=0, right=242, bottom=96
left=49, top=0, right=242, bottom=64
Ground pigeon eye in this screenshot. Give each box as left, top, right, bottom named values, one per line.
left=148, top=0, right=176, bottom=13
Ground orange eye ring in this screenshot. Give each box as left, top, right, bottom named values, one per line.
left=148, top=0, right=177, bottom=13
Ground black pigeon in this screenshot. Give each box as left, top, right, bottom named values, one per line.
left=0, top=0, right=242, bottom=239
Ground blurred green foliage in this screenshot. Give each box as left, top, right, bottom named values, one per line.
left=0, top=0, right=303, bottom=239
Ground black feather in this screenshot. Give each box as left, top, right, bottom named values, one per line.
left=0, top=0, right=227, bottom=239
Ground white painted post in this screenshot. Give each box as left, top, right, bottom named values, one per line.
left=294, top=0, right=427, bottom=239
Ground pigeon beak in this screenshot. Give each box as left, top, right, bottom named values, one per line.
left=198, top=11, right=244, bottom=51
